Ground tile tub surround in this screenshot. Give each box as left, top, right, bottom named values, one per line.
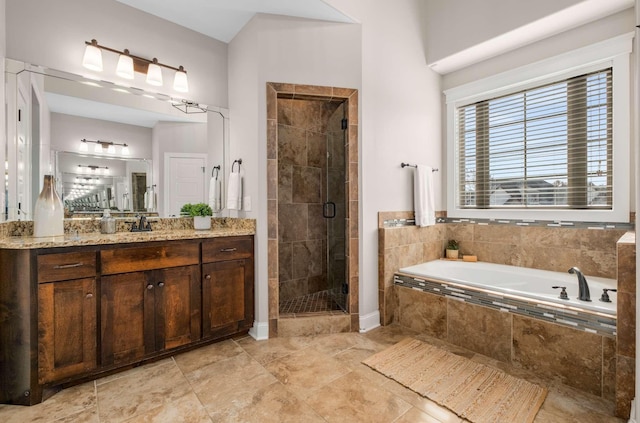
left=615, top=232, right=636, bottom=418
left=394, top=285, right=615, bottom=401
left=267, top=82, right=360, bottom=337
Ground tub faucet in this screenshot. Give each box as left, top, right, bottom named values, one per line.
left=568, top=267, right=591, bottom=302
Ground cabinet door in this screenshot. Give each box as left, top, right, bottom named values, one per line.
left=202, top=260, right=249, bottom=339
left=153, top=265, right=201, bottom=351
left=101, top=272, right=154, bottom=366
left=38, top=278, right=97, bottom=384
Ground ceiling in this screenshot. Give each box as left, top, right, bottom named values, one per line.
left=115, top=0, right=355, bottom=43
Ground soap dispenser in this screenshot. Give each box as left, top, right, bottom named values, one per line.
left=100, top=209, right=116, bottom=234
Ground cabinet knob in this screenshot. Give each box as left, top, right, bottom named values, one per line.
left=147, top=284, right=154, bottom=290
left=205, top=274, right=211, bottom=280
left=158, top=282, right=165, bottom=288
left=86, top=293, right=93, bottom=299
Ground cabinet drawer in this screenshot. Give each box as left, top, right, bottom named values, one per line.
left=202, top=236, right=253, bottom=263
left=101, top=242, right=199, bottom=275
left=37, top=251, right=97, bottom=283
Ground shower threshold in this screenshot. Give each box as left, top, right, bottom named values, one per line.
left=279, top=289, right=345, bottom=315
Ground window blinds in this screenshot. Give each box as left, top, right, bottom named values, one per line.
left=456, top=68, right=612, bottom=210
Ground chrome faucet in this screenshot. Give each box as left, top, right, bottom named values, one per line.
left=568, top=267, right=591, bottom=301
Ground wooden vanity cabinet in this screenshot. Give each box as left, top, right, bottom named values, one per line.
left=202, top=236, right=254, bottom=340
left=0, top=234, right=254, bottom=406
left=37, top=250, right=98, bottom=385
left=100, top=242, right=201, bottom=366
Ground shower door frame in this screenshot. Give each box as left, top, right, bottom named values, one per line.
left=266, top=82, right=359, bottom=337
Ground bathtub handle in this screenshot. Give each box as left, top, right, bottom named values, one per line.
left=552, top=286, right=569, bottom=300
left=600, top=288, right=617, bottom=303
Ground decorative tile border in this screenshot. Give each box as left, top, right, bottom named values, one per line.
left=394, top=273, right=616, bottom=337
left=384, top=216, right=633, bottom=230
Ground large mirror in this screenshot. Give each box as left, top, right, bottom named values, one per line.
left=3, top=59, right=228, bottom=221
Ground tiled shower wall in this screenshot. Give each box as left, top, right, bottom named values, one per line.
left=277, top=98, right=345, bottom=302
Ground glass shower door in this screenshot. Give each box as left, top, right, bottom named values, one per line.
left=326, top=102, right=347, bottom=311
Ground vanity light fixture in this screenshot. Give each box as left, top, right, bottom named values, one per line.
left=78, top=165, right=109, bottom=175
left=172, top=99, right=207, bottom=114
left=82, top=39, right=189, bottom=93
left=80, top=139, right=130, bottom=155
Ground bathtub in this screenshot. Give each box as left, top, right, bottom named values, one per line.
left=395, top=260, right=617, bottom=338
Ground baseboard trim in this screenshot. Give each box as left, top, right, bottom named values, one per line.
left=629, top=398, right=636, bottom=423
left=248, top=321, right=269, bottom=340
left=359, top=310, right=381, bottom=333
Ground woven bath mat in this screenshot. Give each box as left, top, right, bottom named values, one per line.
left=363, top=338, right=547, bottom=423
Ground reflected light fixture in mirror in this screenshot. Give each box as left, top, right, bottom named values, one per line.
left=80, top=139, right=130, bottom=156
left=82, top=39, right=188, bottom=93
left=78, top=164, right=110, bottom=175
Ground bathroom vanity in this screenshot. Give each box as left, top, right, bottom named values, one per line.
left=0, top=229, right=254, bottom=405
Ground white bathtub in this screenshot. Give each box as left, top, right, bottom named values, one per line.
left=398, top=260, right=617, bottom=316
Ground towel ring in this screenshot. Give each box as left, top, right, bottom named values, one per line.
left=232, top=159, right=242, bottom=172
left=211, top=165, right=220, bottom=178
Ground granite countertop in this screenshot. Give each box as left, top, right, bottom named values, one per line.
left=0, top=228, right=255, bottom=250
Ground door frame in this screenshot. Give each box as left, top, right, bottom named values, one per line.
left=163, top=153, right=208, bottom=217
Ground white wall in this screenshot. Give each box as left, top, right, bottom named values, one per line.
left=0, top=0, right=6, bottom=219
left=229, top=0, right=443, bottom=332
left=5, top=0, right=227, bottom=107
left=50, top=113, right=152, bottom=158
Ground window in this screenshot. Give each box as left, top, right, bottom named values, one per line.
left=457, top=68, right=612, bottom=210
left=445, top=34, right=632, bottom=222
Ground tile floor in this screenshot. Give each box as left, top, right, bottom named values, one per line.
left=279, top=290, right=343, bottom=315
left=0, top=324, right=625, bottom=423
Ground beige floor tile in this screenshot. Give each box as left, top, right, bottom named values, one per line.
left=173, top=339, right=245, bottom=374
left=185, top=353, right=277, bottom=420
left=54, top=407, right=100, bottom=423
left=305, top=332, right=383, bottom=356
left=394, top=407, right=446, bottom=423
left=264, top=347, right=351, bottom=400
left=382, top=379, right=462, bottom=423
left=333, top=344, right=392, bottom=386
left=120, top=391, right=211, bottom=423
left=0, top=381, right=96, bottom=423
left=96, top=358, right=173, bottom=387
left=97, top=360, right=192, bottom=423
left=305, top=371, right=412, bottom=423
left=222, top=381, right=325, bottom=423
left=235, top=335, right=314, bottom=365
left=362, top=324, right=422, bottom=348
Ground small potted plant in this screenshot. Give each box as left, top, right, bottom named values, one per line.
left=181, top=202, right=213, bottom=230
left=446, top=239, right=459, bottom=260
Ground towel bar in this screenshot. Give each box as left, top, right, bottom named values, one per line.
left=401, top=162, right=438, bottom=172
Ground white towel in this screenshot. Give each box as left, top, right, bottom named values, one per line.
left=226, top=171, right=242, bottom=210
left=208, top=176, right=222, bottom=212
left=414, top=164, right=435, bottom=227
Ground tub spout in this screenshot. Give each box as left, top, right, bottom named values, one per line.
left=568, top=267, right=591, bottom=302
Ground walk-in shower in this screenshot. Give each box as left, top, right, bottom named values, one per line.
left=276, top=98, right=348, bottom=314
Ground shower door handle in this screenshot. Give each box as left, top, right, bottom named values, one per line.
left=323, top=202, right=336, bottom=219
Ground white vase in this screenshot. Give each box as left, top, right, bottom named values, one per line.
left=33, top=175, right=64, bottom=237
left=193, top=216, right=211, bottom=230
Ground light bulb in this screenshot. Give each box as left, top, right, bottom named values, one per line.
left=82, top=40, right=103, bottom=72
left=121, top=144, right=130, bottom=155
left=103, top=167, right=110, bottom=175
left=107, top=144, right=116, bottom=154
left=146, top=60, right=163, bottom=86
left=94, top=143, right=103, bottom=153
left=116, top=51, right=134, bottom=79
left=79, top=140, right=89, bottom=152
left=173, top=66, right=188, bottom=92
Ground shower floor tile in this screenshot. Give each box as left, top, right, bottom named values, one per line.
left=279, top=290, right=343, bottom=315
